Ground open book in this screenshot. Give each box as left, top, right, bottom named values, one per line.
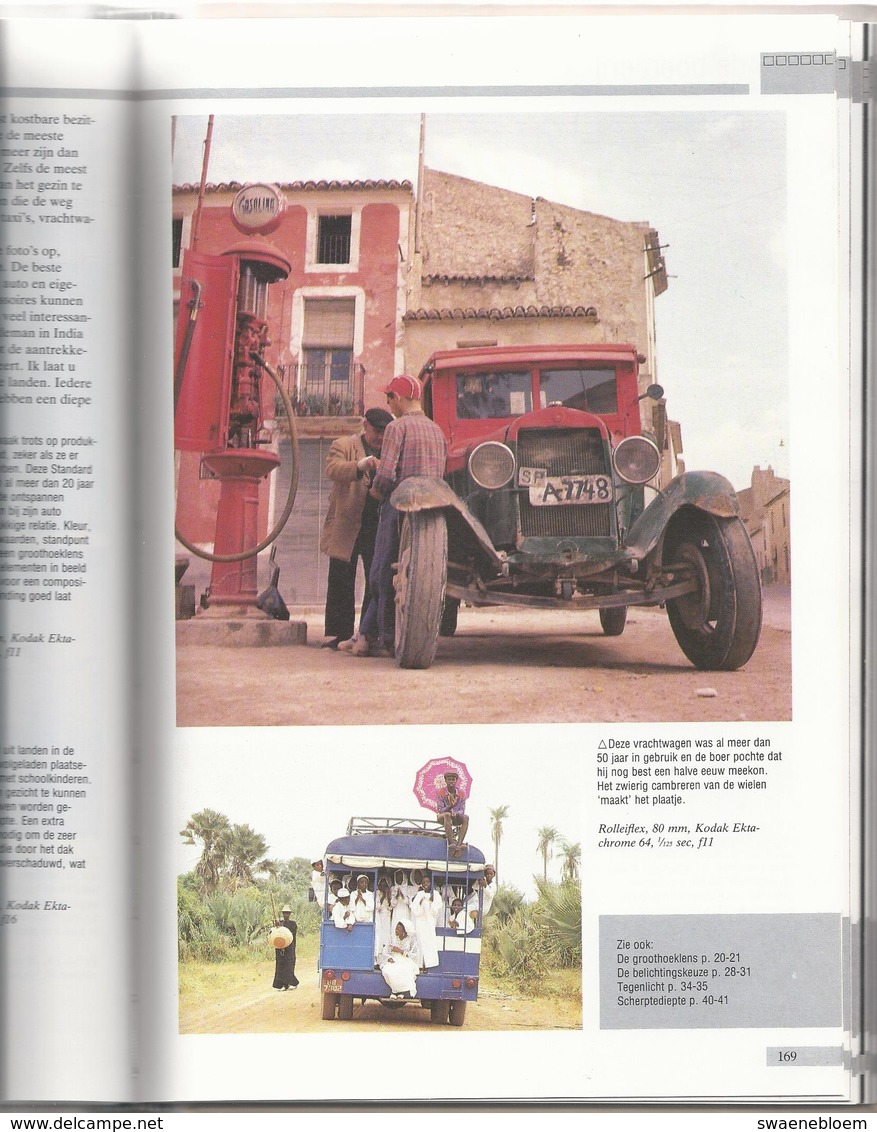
left=0, top=6, right=872, bottom=1109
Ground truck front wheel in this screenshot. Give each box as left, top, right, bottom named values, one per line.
left=394, top=511, right=447, bottom=670
left=665, top=511, right=762, bottom=671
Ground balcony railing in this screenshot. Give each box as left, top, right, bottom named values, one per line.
left=280, top=360, right=366, bottom=418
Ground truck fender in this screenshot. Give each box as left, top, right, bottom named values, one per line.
left=390, top=476, right=504, bottom=570
left=625, top=470, right=740, bottom=560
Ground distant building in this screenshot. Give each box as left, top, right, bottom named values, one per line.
left=737, top=466, right=791, bottom=586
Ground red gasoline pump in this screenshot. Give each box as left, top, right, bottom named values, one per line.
left=173, top=241, right=298, bottom=612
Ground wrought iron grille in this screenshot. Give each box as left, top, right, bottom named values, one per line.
left=517, top=427, right=613, bottom=538
left=317, top=215, right=352, bottom=264
left=292, top=356, right=365, bottom=417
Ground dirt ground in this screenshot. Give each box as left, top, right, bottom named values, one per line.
left=179, top=956, right=581, bottom=1034
left=176, top=591, right=791, bottom=727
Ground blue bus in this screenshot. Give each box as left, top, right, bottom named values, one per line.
left=318, top=817, right=487, bottom=1026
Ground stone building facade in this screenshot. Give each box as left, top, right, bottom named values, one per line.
left=403, top=169, right=669, bottom=441
left=737, top=465, right=791, bottom=586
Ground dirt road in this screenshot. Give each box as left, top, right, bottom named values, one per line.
left=179, top=959, right=581, bottom=1034
left=176, top=597, right=791, bottom=727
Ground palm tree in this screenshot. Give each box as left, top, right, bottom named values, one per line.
left=489, top=805, right=509, bottom=879
left=536, top=826, right=560, bottom=881
left=180, top=808, right=231, bottom=894
left=559, top=839, right=581, bottom=883
left=534, top=876, right=582, bottom=965
left=258, top=858, right=281, bottom=884
left=224, top=823, right=271, bottom=889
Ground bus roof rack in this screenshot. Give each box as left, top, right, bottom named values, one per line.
left=346, top=816, right=445, bottom=837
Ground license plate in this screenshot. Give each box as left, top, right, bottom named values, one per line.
left=322, top=976, right=343, bottom=994
left=528, top=474, right=613, bottom=506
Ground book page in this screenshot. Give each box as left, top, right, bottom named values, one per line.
left=1, top=6, right=868, bottom=1108
left=154, top=10, right=864, bottom=1105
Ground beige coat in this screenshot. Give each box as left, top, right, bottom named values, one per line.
left=320, top=431, right=371, bottom=562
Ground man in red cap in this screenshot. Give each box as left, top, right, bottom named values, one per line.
left=351, top=374, right=447, bottom=657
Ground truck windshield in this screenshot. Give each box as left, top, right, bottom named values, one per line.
left=539, top=367, right=617, bottom=414
left=456, top=370, right=532, bottom=419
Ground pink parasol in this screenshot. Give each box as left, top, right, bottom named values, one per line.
left=413, top=758, right=472, bottom=813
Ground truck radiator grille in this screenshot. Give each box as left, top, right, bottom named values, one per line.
left=517, top=428, right=613, bottom=538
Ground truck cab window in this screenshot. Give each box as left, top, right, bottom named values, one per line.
left=456, top=370, right=531, bottom=419
left=540, top=367, right=617, bottom=414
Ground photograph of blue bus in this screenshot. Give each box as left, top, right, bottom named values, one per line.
left=318, top=817, right=489, bottom=1026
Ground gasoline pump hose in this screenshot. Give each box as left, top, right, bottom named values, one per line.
left=174, top=353, right=300, bottom=564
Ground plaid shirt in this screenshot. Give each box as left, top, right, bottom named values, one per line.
left=372, top=410, right=447, bottom=498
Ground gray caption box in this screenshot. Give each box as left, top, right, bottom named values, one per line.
left=601, top=913, right=842, bottom=1029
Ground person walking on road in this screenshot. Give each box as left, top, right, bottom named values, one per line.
left=272, top=906, right=299, bottom=990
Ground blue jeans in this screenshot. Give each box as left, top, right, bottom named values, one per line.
left=358, top=502, right=399, bottom=646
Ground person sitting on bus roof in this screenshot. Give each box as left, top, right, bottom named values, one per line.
left=378, top=918, right=421, bottom=999
left=436, top=771, right=469, bottom=856
left=331, top=888, right=355, bottom=932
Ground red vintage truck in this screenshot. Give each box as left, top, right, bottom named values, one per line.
left=389, top=343, right=761, bottom=671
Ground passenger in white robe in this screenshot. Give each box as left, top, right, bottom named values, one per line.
left=440, top=886, right=462, bottom=927
left=374, top=877, right=394, bottom=961
left=439, top=882, right=464, bottom=918
left=326, top=878, right=343, bottom=914
left=310, top=860, right=326, bottom=911
left=464, top=865, right=497, bottom=929
left=350, top=874, right=375, bottom=924
left=481, top=866, right=497, bottom=916
left=379, top=919, right=421, bottom=998
left=446, top=897, right=471, bottom=933
left=331, top=889, right=355, bottom=931
left=410, top=876, right=443, bottom=969
left=390, top=870, right=414, bottom=929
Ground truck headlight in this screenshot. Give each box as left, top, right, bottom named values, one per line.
left=468, top=442, right=516, bottom=490
left=612, top=436, right=661, bottom=484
